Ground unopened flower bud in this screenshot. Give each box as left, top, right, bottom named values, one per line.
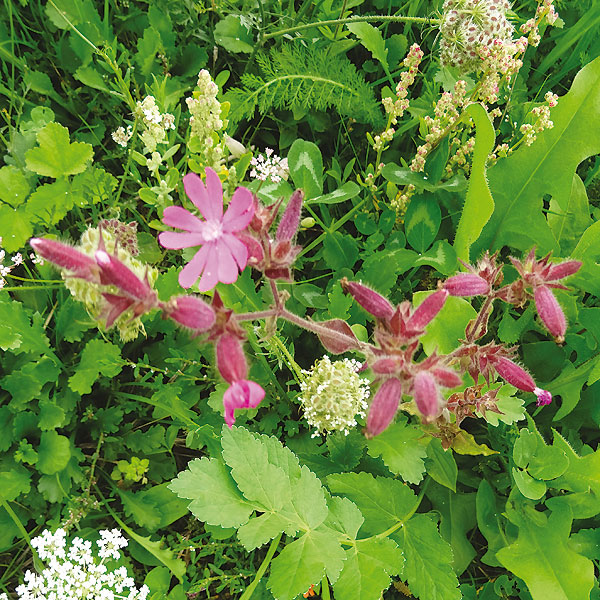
left=494, top=357, right=543, bottom=397
left=408, top=289, right=448, bottom=330
left=366, top=378, right=402, bottom=438
left=534, top=285, right=566, bottom=342
left=216, top=334, right=248, bottom=383
left=431, top=367, right=463, bottom=389
left=413, top=371, right=442, bottom=420
left=95, top=250, right=152, bottom=300
left=547, top=260, right=582, bottom=281
left=162, top=295, right=215, bottom=331
left=372, top=358, right=399, bottom=375
left=444, top=273, right=490, bottom=296
left=30, top=238, right=98, bottom=281
left=341, top=278, right=395, bottom=319
left=276, top=190, right=303, bottom=242
left=224, top=135, right=246, bottom=158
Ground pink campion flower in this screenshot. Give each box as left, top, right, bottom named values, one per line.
left=493, top=356, right=552, bottom=407
left=30, top=238, right=99, bottom=282
left=159, top=169, right=254, bottom=292
left=534, top=285, right=566, bottom=342
left=366, top=378, right=402, bottom=438
left=216, top=333, right=265, bottom=427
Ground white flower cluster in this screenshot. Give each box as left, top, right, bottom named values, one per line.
left=250, top=148, right=289, bottom=183
left=519, top=91, right=558, bottom=146
left=439, top=0, right=514, bottom=73
left=0, top=237, right=43, bottom=290
left=133, top=95, right=175, bottom=154
left=186, top=69, right=224, bottom=168
left=299, top=356, right=370, bottom=436
left=1, top=528, right=149, bottom=600
left=111, top=126, right=133, bottom=148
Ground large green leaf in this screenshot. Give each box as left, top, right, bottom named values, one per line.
left=475, top=55, right=600, bottom=255
left=288, top=139, right=323, bottom=199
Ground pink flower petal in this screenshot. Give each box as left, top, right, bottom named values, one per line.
left=183, top=172, right=220, bottom=221
left=196, top=244, right=219, bottom=292
left=216, top=241, right=239, bottom=284
left=204, top=168, right=224, bottom=221
left=221, top=233, right=248, bottom=270
left=223, top=380, right=266, bottom=427
left=223, top=186, right=254, bottom=232
left=159, top=231, right=206, bottom=250
left=178, top=245, right=209, bottom=289
left=162, top=206, right=205, bottom=232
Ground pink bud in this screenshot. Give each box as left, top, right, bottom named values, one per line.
left=372, top=358, right=398, bottom=375
left=407, top=289, right=448, bottom=330
left=101, top=293, right=134, bottom=327
left=216, top=334, right=248, bottom=383
left=547, top=260, right=582, bottom=281
left=444, top=273, right=490, bottom=296
left=163, top=295, right=216, bottom=331
left=413, top=371, right=441, bottom=420
left=534, top=387, right=552, bottom=406
left=535, top=285, right=566, bottom=341
left=431, top=367, right=462, bottom=389
left=95, top=250, right=151, bottom=300
left=341, top=279, right=395, bottom=319
left=316, top=319, right=360, bottom=354
left=366, top=378, right=402, bottom=438
left=276, top=190, right=303, bottom=242
left=30, top=238, right=98, bottom=281
left=223, top=380, right=266, bottom=427
left=493, top=357, right=535, bottom=392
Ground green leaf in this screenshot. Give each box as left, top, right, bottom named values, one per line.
left=26, top=179, right=74, bottom=225
left=268, top=530, right=346, bottom=600
left=54, top=297, right=95, bottom=343
left=381, top=164, right=467, bottom=193
left=413, top=293, right=477, bottom=355
left=0, top=464, right=31, bottom=502
left=475, top=55, right=600, bottom=255
left=569, top=219, right=600, bottom=296
left=366, top=418, right=428, bottom=484
left=0, top=205, right=33, bottom=252
left=512, top=467, right=547, bottom=500
left=288, top=139, right=323, bottom=199
left=322, top=232, right=359, bottom=271
left=497, top=504, right=594, bottom=600
left=394, top=514, right=461, bottom=600
left=119, top=489, right=162, bottom=531
left=334, top=537, right=404, bottom=600
left=214, top=15, right=254, bottom=54
left=25, top=122, right=93, bottom=178
left=169, top=457, right=253, bottom=528
left=357, top=249, right=417, bottom=295
left=569, top=529, right=600, bottom=561
left=327, top=472, right=417, bottom=536
left=552, top=430, right=600, bottom=495
left=453, top=103, right=495, bottom=261
left=37, top=431, right=71, bottom=474
left=478, top=385, right=525, bottom=426
left=321, top=495, right=364, bottom=539
left=425, top=438, right=457, bottom=492
left=307, top=181, right=360, bottom=205
left=548, top=360, right=596, bottom=420
left=476, top=480, right=505, bottom=566
left=414, top=240, right=458, bottom=276
left=293, top=283, right=328, bottom=308
left=347, top=22, right=389, bottom=74
left=0, top=166, right=30, bottom=207
left=68, top=339, right=125, bottom=395
left=405, top=194, right=441, bottom=253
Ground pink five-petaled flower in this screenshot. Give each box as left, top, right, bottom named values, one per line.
left=159, top=169, right=254, bottom=292
left=216, top=333, right=265, bottom=427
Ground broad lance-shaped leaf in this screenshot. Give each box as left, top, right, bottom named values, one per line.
left=333, top=538, right=404, bottom=600
left=453, top=103, right=495, bottom=262
left=392, top=514, right=461, bottom=600
left=497, top=504, right=594, bottom=600
left=474, top=55, right=600, bottom=255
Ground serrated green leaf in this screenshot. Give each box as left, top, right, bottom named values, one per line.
left=68, top=339, right=125, bottom=395
left=0, top=205, right=33, bottom=252
left=322, top=232, right=358, bottom=271
left=238, top=512, right=293, bottom=550
left=552, top=430, right=600, bottom=495
left=268, top=530, right=345, bottom=600
left=288, top=139, right=323, bottom=199
left=334, top=537, right=404, bottom=600
left=54, top=297, right=95, bottom=342
left=25, top=122, right=93, bottom=178
left=394, top=514, right=461, bottom=600
left=293, top=283, right=328, bottom=308
left=327, top=472, right=417, bottom=536
left=366, top=419, right=428, bottom=484
left=357, top=249, right=417, bottom=295
left=347, top=22, right=389, bottom=73
left=426, top=438, right=457, bottom=492
left=0, top=166, right=30, bottom=207
left=0, top=464, right=31, bottom=502
left=169, top=457, right=253, bottom=528
left=321, top=495, right=364, bottom=540
left=26, top=179, right=74, bottom=225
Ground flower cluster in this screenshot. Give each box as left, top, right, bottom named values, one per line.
left=250, top=148, right=289, bottom=183
left=439, top=0, right=514, bottom=74
left=186, top=69, right=225, bottom=170
left=111, top=125, right=133, bottom=148
left=133, top=95, right=175, bottom=154
left=0, top=528, right=149, bottom=600
left=520, top=0, right=559, bottom=46
left=520, top=92, right=558, bottom=146
left=445, top=136, right=476, bottom=176
left=299, top=356, right=370, bottom=436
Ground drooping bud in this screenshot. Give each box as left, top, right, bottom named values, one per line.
left=413, top=371, right=442, bottom=420
left=276, top=190, right=303, bottom=242
left=95, top=250, right=151, bottom=300
left=407, top=289, right=448, bottom=331
left=493, top=356, right=535, bottom=392
left=547, top=260, right=582, bottom=281
left=431, top=367, right=463, bottom=389
left=223, top=379, right=266, bottom=427
left=216, top=334, right=248, bottom=383
left=162, top=295, right=216, bottom=331
left=30, top=238, right=98, bottom=281
left=444, top=273, right=490, bottom=296
left=341, top=278, right=395, bottom=319
left=534, top=285, right=566, bottom=342
left=366, top=378, right=402, bottom=438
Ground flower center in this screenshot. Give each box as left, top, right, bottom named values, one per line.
left=203, top=220, right=223, bottom=241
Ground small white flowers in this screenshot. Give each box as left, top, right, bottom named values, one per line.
left=299, top=356, right=370, bottom=436
left=111, top=125, right=133, bottom=148
left=250, top=148, right=289, bottom=183
left=8, top=527, right=149, bottom=600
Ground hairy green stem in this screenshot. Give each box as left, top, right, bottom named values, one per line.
left=263, top=14, right=438, bottom=40
left=240, top=533, right=282, bottom=600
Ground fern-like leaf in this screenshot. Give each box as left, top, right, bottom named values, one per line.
left=225, top=45, right=383, bottom=130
